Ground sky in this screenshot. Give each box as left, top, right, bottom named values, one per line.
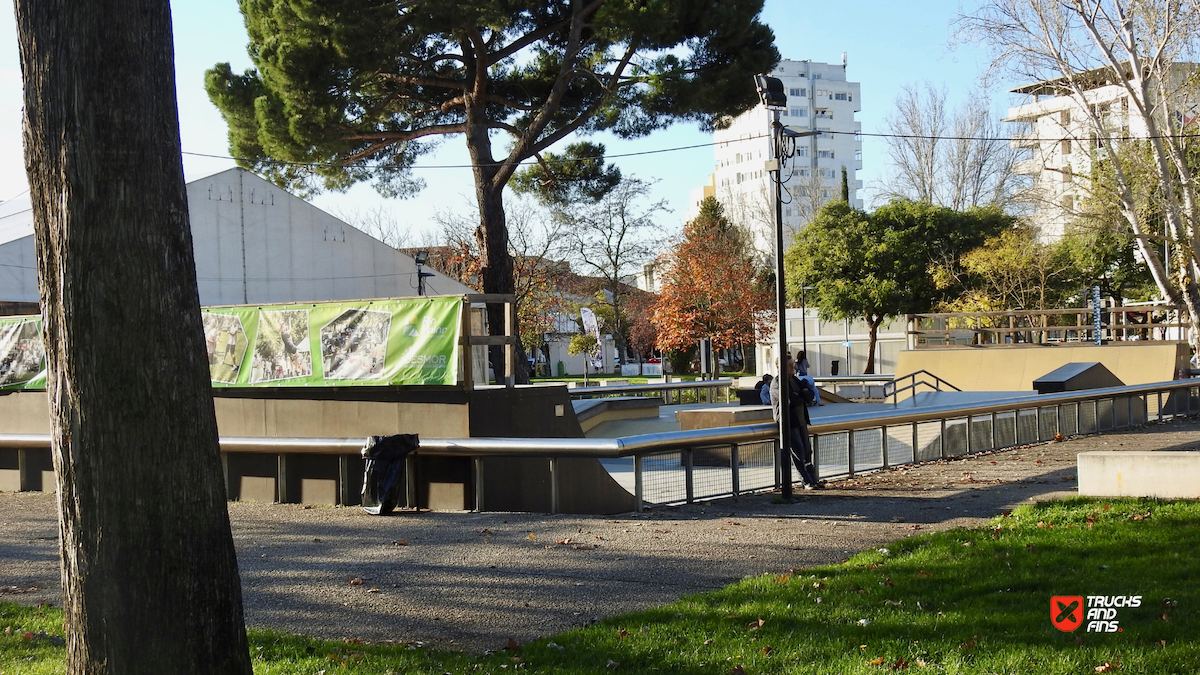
left=0, top=1, right=1014, bottom=243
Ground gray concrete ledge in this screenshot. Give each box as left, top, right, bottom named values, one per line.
left=1078, top=450, right=1200, bottom=498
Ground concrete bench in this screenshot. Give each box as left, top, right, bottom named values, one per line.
left=1078, top=451, right=1200, bottom=498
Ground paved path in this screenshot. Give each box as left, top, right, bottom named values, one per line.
left=4, top=417, right=1200, bottom=653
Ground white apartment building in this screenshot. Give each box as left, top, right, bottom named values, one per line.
left=688, top=58, right=863, bottom=257
left=1003, top=66, right=1197, bottom=239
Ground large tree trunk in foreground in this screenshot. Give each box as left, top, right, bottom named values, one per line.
left=16, top=0, right=253, bottom=672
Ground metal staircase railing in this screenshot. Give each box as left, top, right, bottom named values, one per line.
left=884, top=369, right=961, bottom=405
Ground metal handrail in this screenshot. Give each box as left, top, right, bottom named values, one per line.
left=884, top=369, right=961, bottom=404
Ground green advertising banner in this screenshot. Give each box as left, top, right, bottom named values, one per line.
left=202, top=297, right=463, bottom=387
left=0, top=316, right=46, bottom=390
left=0, top=297, right=463, bottom=391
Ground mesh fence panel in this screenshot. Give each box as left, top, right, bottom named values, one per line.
left=1131, top=395, right=1146, bottom=425
left=1039, top=406, right=1059, bottom=440
left=853, top=428, right=885, bottom=473
left=640, top=451, right=686, bottom=505
left=1060, top=403, right=1078, bottom=437
left=1080, top=400, right=1097, bottom=434
left=916, top=421, right=942, bottom=461
left=1112, top=397, right=1129, bottom=428
left=689, top=446, right=733, bottom=502
left=886, top=425, right=915, bottom=466
left=816, top=432, right=849, bottom=479
left=995, top=412, right=1016, bottom=449
left=944, top=418, right=968, bottom=457
left=736, top=441, right=777, bottom=493
left=1099, top=398, right=1115, bottom=430
left=969, top=415, right=993, bottom=453
left=1017, top=409, right=1038, bottom=445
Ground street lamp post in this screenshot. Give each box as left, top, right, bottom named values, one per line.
left=754, top=75, right=817, bottom=502
left=414, top=250, right=436, bottom=296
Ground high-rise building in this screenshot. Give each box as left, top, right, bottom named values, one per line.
left=689, top=57, right=863, bottom=257
left=1004, top=65, right=1195, bottom=240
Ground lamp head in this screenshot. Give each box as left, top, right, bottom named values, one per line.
left=754, top=75, right=787, bottom=108
left=414, top=249, right=430, bottom=266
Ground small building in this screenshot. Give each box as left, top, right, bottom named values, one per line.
left=0, top=167, right=476, bottom=310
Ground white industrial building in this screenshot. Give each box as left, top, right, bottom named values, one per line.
left=0, top=167, right=475, bottom=310
left=688, top=57, right=863, bottom=257
left=1003, top=65, right=1196, bottom=239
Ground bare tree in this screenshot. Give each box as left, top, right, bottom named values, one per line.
left=333, top=204, right=421, bottom=249
left=961, top=0, right=1200, bottom=347
left=881, top=83, right=1022, bottom=209
left=15, top=0, right=252, bottom=672
left=562, top=178, right=666, bottom=365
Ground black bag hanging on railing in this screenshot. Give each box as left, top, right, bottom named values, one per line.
left=361, top=434, right=420, bottom=515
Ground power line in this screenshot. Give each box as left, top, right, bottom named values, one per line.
left=181, top=125, right=1200, bottom=173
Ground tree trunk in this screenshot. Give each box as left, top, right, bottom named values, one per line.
left=864, top=315, right=882, bottom=375
left=15, top=1, right=253, bottom=673
left=466, top=116, right=527, bottom=384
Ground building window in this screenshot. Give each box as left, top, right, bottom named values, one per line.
left=855, top=150, right=862, bottom=161
left=790, top=108, right=802, bottom=117
left=834, top=92, right=848, bottom=101
left=795, top=107, right=808, bottom=117
left=1062, top=166, right=1073, bottom=184
left=1060, top=109, right=1071, bottom=125
left=1061, top=139, right=1072, bottom=155
left=797, top=146, right=809, bottom=157
left=797, top=168, right=810, bottom=176
left=789, top=88, right=801, bottom=96
left=1062, top=194, right=1074, bottom=211
left=736, top=172, right=744, bottom=184
left=813, top=73, right=822, bottom=80
left=818, top=150, right=835, bottom=159
left=785, top=208, right=793, bottom=217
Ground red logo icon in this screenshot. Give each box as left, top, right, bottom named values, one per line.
left=1052, top=596, right=1084, bottom=632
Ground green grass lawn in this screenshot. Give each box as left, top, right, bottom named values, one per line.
left=4, top=498, right=1198, bottom=674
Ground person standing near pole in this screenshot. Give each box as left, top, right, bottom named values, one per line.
left=770, top=354, right=821, bottom=490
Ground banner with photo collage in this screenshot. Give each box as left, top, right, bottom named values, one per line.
left=203, top=297, right=463, bottom=387
left=0, top=316, right=46, bottom=390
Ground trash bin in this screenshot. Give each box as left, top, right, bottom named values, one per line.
left=361, top=434, right=420, bottom=515
left=831, top=360, right=840, bottom=376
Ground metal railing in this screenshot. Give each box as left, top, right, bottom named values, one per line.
left=6, top=379, right=1197, bottom=512
left=567, top=379, right=735, bottom=405
left=884, top=370, right=961, bottom=404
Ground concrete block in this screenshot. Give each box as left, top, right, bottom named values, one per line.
left=1078, top=451, right=1200, bottom=498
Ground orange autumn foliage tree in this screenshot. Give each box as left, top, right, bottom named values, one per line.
left=651, top=197, right=774, bottom=356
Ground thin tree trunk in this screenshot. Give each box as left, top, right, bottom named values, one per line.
left=15, top=1, right=253, bottom=672
left=865, top=315, right=881, bottom=375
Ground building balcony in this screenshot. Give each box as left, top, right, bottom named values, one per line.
left=1013, top=158, right=1045, bottom=175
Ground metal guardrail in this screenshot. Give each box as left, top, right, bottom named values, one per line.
left=567, top=379, right=735, bottom=404
left=7, top=379, right=1197, bottom=512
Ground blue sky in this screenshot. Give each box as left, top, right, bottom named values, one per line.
left=0, top=1, right=1012, bottom=241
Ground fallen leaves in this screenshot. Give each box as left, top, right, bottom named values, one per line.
left=1095, top=662, right=1117, bottom=673
left=916, top=570, right=933, bottom=578
left=747, top=618, right=766, bottom=631
left=348, top=578, right=364, bottom=586
left=1129, top=512, right=1152, bottom=521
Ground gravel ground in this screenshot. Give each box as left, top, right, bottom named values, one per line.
left=3, top=417, right=1199, bottom=653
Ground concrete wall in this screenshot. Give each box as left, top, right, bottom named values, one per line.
left=188, top=169, right=475, bottom=305
left=895, top=342, right=1190, bottom=392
